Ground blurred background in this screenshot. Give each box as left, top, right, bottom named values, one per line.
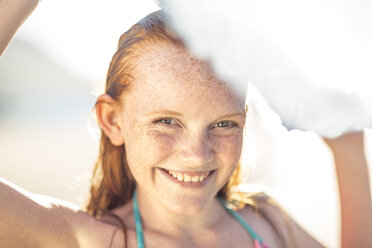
left=0, top=1, right=371, bottom=247
left=0, top=0, right=159, bottom=204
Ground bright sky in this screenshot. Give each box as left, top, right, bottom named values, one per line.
left=17, top=0, right=160, bottom=84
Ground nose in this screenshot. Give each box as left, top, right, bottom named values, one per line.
left=176, top=132, right=214, bottom=167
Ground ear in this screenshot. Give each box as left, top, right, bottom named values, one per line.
left=95, top=94, right=125, bottom=146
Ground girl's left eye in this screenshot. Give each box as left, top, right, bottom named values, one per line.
left=215, top=121, right=237, bottom=128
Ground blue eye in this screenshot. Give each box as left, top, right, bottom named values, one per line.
left=155, top=118, right=176, bottom=125
left=216, top=121, right=236, bottom=128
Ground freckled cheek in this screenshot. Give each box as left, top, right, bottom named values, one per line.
left=211, top=135, right=243, bottom=163
left=126, top=129, right=178, bottom=170
left=146, top=131, right=177, bottom=158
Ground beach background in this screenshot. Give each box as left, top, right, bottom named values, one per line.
left=1, top=1, right=371, bottom=247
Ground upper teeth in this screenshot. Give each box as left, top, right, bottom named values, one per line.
left=165, top=169, right=209, bottom=183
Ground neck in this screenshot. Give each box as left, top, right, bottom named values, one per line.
left=135, top=186, right=227, bottom=238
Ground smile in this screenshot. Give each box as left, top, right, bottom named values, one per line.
left=166, top=169, right=210, bottom=182
left=159, top=168, right=215, bottom=185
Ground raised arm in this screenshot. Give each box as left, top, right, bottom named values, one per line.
left=0, top=0, right=39, bottom=56
left=323, top=132, right=372, bottom=248
left=0, top=178, right=121, bottom=247
left=0, top=178, right=81, bottom=247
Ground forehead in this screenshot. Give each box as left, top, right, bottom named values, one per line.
left=121, top=42, right=244, bottom=116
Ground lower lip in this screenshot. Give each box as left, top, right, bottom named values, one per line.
left=158, top=168, right=215, bottom=188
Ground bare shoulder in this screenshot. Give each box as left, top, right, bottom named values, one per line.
left=239, top=192, right=326, bottom=248
left=0, top=178, right=125, bottom=248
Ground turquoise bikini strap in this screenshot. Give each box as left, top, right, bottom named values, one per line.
left=133, top=190, right=145, bottom=248
left=134, top=193, right=266, bottom=248
left=218, top=197, right=263, bottom=244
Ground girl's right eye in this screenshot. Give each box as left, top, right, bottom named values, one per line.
left=154, top=118, right=176, bottom=125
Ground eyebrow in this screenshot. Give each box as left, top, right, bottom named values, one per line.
left=218, top=113, right=246, bottom=119
left=212, top=113, right=246, bottom=124
left=147, top=109, right=184, bottom=117
left=147, top=110, right=245, bottom=119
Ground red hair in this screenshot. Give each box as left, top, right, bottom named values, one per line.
left=86, top=10, right=246, bottom=247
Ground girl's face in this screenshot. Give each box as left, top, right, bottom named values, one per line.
left=117, top=42, right=246, bottom=214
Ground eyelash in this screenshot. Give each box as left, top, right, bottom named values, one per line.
left=154, top=118, right=176, bottom=125
left=154, top=118, right=238, bottom=129
left=213, top=120, right=238, bottom=129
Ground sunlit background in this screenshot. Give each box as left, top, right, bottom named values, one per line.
left=0, top=1, right=371, bottom=247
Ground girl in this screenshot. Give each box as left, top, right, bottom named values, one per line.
left=1, top=1, right=371, bottom=247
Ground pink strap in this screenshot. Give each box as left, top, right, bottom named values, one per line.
left=254, top=239, right=270, bottom=248
left=254, top=239, right=261, bottom=248
left=261, top=241, right=270, bottom=248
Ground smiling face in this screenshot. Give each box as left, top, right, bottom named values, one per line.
left=115, top=41, right=246, bottom=214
